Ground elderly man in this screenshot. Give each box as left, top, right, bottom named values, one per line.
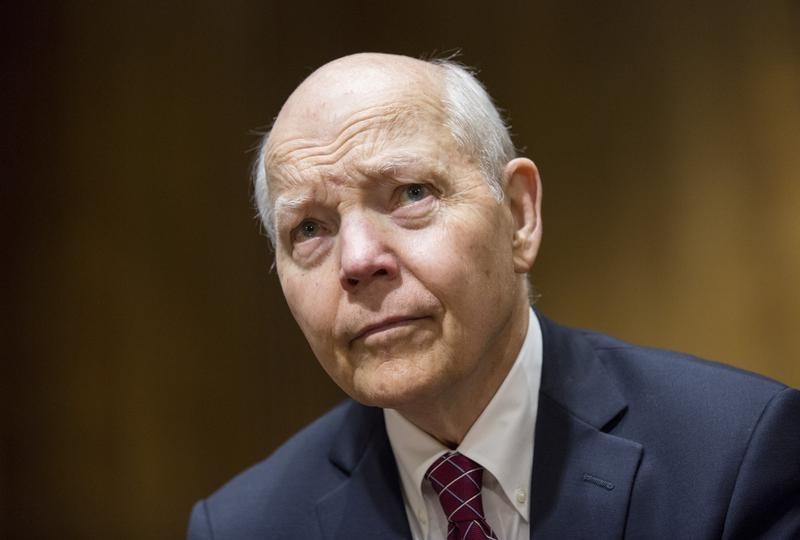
left=189, top=53, right=800, bottom=539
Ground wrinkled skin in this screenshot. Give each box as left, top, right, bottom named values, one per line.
left=266, top=53, right=542, bottom=444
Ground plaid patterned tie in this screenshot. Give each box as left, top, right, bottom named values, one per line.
left=425, top=452, right=500, bottom=540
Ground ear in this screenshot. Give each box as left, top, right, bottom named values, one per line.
left=503, top=158, right=542, bottom=273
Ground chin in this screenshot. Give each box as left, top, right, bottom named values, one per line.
left=348, top=363, right=439, bottom=410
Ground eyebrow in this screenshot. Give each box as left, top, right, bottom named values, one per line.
left=273, top=192, right=314, bottom=224
left=362, top=152, right=441, bottom=180
left=372, top=154, right=419, bottom=176
left=271, top=153, right=445, bottom=226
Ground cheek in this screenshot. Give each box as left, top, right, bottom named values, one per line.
left=426, top=222, right=517, bottom=331
left=399, top=231, right=490, bottom=334
left=418, top=218, right=511, bottom=285
left=280, top=269, right=338, bottom=346
left=402, top=228, right=463, bottom=289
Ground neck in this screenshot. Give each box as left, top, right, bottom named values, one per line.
left=397, top=301, right=530, bottom=447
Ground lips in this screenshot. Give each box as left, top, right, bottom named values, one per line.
left=351, top=316, right=428, bottom=344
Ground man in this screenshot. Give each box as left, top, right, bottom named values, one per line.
left=188, top=53, right=800, bottom=539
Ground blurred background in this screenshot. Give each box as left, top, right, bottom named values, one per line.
left=3, top=1, right=799, bottom=537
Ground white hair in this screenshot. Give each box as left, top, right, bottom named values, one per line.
left=253, top=58, right=516, bottom=245
left=432, top=59, right=516, bottom=200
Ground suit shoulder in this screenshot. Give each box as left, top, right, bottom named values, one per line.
left=194, top=400, right=359, bottom=539
left=537, top=314, right=792, bottom=433
left=539, top=314, right=789, bottom=405
left=570, top=326, right=793, bottom=455
left=578, top=327, right=788, bottom=399
left=578, top=326, right=800, bottom=535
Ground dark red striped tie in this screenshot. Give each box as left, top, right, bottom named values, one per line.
left=425, top=452, right=499, bottom=540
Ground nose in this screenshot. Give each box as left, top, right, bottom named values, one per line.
left=338, top=214, right=399, bottom=292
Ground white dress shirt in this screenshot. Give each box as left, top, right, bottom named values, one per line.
left=385, top=308, right=543, bottom=540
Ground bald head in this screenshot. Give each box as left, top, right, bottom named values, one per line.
left=254, top=53, right=516, bottom=244
left=271, top=53, right=444, bottom=144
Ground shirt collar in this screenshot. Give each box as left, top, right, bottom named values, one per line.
left=385, top=308, right=543, bottom=522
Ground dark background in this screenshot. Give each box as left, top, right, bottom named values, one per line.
left=4, top=1, right=799, bottom=538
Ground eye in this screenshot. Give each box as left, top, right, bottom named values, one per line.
left=398, top=183, right=430, bottom=204
left=292, top=219, right=324, bottom=242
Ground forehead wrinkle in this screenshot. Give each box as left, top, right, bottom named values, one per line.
left=267, top=90, right=446, bottom=166
left=273, top=157, right=415, bottom=228
left=267, top=105, right=405, bottom=168
left=267, top=91, right=451, bottom=219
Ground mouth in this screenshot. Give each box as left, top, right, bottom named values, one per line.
left=350, top=316, right=429, bottom=344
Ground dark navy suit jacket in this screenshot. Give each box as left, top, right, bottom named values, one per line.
left=188, top=316, right=800, bottom=539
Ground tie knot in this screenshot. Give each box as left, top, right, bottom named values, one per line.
left=425, top=452, right=487, bottom=524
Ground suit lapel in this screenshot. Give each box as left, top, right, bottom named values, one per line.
left=315, top=403, right=411, bottom=540
left=531, top=315, right=644, bottom=539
